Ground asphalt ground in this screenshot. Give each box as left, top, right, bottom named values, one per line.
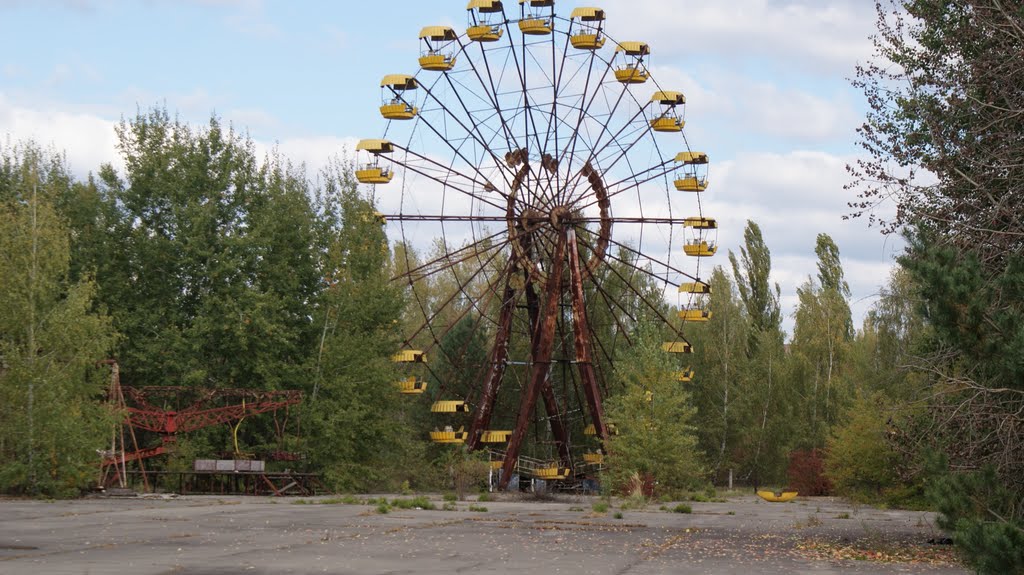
left=0, top=493, right=967, bottom=574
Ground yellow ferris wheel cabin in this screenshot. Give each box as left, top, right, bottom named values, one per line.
left=679, top=280, right=712, bottom=294
left=419, top=26, right=458, bottom=71
left=679, top=308, right=713, bottom=322
left=569, top=7, right=606, bottom=49
left=650, top=91, right=686, bottom=132
left=397, top=376, right=428, bottom=394
left=675, top=151, right=709, bottom=191
left=380, top=75, right=419, bottom=120
left=614, top=42, right=650, bottom=84
left=676, top=368, right=695, bottom=382
left=391, top=349, right=426, bottom=363
left=431, top=400, right=470, bottom=413
left=662, top=341, right=693, bottom=354
left=355, top=139, right=395, bottom=185
left=519, top=0, right=554, bottom=35
left=467, top=0, right=505, bottom=42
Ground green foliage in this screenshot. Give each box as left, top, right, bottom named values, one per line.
left=390, top=496, right=435, bottom=510
left=468, top=504, right=488, bottom=512
left=0, top=143, right=115, bottom=497
left=591, top=501, right=609, bottom=513
left=928, top=458, right=1024, bottom=574
left=824, top=394, right=898, bottom=500
left=612, top=511, right=623, bottom=519
left=605, top=323, right=703, bottom=491
left=672, top=503, right=692, bottom=514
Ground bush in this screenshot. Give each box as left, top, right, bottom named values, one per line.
left=824, top=394, right=898, bottom=499
left=468, top=504, right=488, bottom=512
left=787, top=449, right=832, bottom=496
left=592, top=501, right=609, bottom=513
left=391, top=496, right=435, bottom=510
left=672, top=503, right=692, bottom=514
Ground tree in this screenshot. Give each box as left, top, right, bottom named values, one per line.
left=851, top=3, right=1024, bottom=567
left=849, top=0, right=1024, bottom=266
left=300, top=160, right=418, bottom=491
left=824, top=393, right=898, bottom=500
left=0, top=143, right=115, bottom=496
left=688, top=267, right=749, bottom=481
left=791, top=233, right=853, bottom=446
left=728, top=220, right=781, bottom=342
left=727, top=220, right=790, bottom=484
left=604, top=323, right=703, bottom=492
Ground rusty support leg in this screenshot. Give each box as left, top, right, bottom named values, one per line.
left=466, top=279, right=518, bottom=450
left=499, top=232, right=567, bottom=490
left=567, top=228, right=609, bottom=443
left=525, top=278, right=573, bottom=469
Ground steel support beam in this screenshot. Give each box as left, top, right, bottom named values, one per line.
left=567, top=228, right=609, bottom=443
left=499, top=232, right=567, bottom=490
left=466, top=279, right=518, bottom=449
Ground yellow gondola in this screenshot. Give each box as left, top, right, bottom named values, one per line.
left=397, top=376, right=428, bottom=394
left=583, top=452, right=604, bottom=465
left=662, top=341, right=693, bottom=354
left=467, top=0, right=505, bottom=42
left=676, top=368, right=695, bottom=382
left=674, top=151, right=709, bottom=191
left=480, top=430, right=512, bottom=443
left=380, top=75, right=419, bottom=120
left=649, top=91, right=685, bottom=132
left=614, top=42, right=650, bottom=84
left=533, top=465, right=570, bottom=479
left=757, top=490, right=799, bottom=502
left=679, top=281, right=712, bottom=294
left=683, top=240, right=718, bottom=257
left=430, top=430, right=469, bottom=443
left=355, top=139, right=395, bottom=185
left=431, top=400, right=470, bottom=413
left=419, top=26, right=458, bottom=71
left=391, top=349, right=426, bottom=363
left=569, top=7, right=605, bottom=50
left=679, top=309, right=712, bottom=322
left=518, top=0, right=553, bottom=35
left=490, top=460, right=505, bottom=470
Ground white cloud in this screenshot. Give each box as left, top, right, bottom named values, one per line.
left=0, top=93, right=122, bottom=175
left=600, top=0, right=876, bottom=73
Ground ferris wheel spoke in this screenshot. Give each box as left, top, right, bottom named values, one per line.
left=553, top=52, right=615, bottom=206
left=455, top=32, right=529, bottom=156
left=393, top=135, right=508, bottom=209
left=577, top=224, right=700, bottom=283
left=392, top=227, right=510, bottom=284
left=570, top=159, right=676, bottom=213
left=561, top=98, right=653, bottom=206
left=572, top=228, right=690, bottom=341
left=403, top=244, right=512, bottom=359
left=420, top=82, right=516, bottom=189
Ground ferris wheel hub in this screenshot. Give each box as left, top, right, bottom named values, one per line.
left=549, top=205, right=572, bottom=227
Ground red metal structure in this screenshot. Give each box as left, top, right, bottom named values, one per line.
left=100, top=361, right=302, bottom=491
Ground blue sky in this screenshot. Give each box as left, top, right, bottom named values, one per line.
left=0, top=0, right=899, bottom=333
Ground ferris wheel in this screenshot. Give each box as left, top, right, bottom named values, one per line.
left=356, top=0, right=717, bottom=489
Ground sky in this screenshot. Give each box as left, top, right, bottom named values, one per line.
left=0, top=0, right=901, bottom=335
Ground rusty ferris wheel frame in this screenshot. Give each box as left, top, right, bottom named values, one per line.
left=356, top=1, right=715, bottom=489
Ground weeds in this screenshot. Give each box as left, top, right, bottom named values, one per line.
left=673, top=503, right=692, bottom=514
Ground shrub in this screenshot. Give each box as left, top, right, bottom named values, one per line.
left=592, top=501, right=609, bottom=513
left=787, top=449, right=832, bottom=496
left=673, top=503, right=692, bottom=514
